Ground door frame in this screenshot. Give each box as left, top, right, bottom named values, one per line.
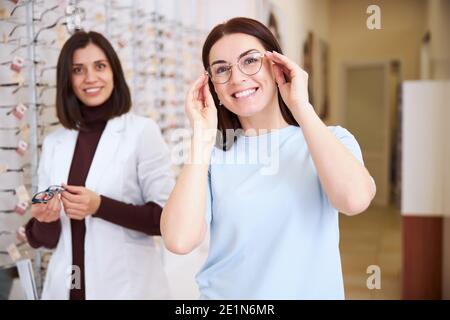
left=340, top=60, right=392, bottom=206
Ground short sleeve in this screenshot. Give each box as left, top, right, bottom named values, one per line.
left=329, top=126, right=375, bottom=188
left=329, top=126, right=364, bottom=165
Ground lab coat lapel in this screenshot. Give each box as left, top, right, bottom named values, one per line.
left=84, top=115, right=125, bottom=192
left=51, top=128, right=78, bottom=274
left=52, top=129, right=78, bottom=185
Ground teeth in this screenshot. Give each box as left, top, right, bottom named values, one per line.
left=234, top=88, right=256, bottom=99
left=85, top=87, right=101, bottom=93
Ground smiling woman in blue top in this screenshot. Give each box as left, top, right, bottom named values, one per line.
left=161, top=17, right=376, bottom=299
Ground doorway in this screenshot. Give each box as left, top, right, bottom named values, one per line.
left=343, top=61, right=400, bottom=206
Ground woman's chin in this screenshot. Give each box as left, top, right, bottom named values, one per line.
left=79, top=97, right=108, bottom=107
left=226, top=103, right=264, bottom=118
left=234, top=108, right=265, bottom=118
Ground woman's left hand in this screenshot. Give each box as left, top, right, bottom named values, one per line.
left=60, top=183, right=101, bottom=220
left=265, top=51, right=310, bottom=115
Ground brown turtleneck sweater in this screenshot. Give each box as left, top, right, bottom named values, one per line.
left=25, top=101, right=163, bottom=300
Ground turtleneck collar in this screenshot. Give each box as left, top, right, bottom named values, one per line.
left=79, top=98, right=112, bottom=131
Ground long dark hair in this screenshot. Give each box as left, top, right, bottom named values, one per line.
left=56, top=31, right=131, bottom=130
left=202, top=17, right=299, bottom=150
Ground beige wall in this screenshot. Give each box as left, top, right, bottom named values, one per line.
left=427, top=0, right=450, bottom=79
left=328, top=0, right=427, bottom=124
left=272, top=0, right=329, bottom=64
left=427, top=0, right=450, bottom=301
left=425, top=0, right=450, bottom=300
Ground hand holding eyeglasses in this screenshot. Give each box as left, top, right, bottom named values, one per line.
left=265, top=51, right=310, bottom=116
left=60, top=184, right=101, bottom=220
left=185, top=73, right=217, bottom=145
left=31, top=195, right=61, bottom=223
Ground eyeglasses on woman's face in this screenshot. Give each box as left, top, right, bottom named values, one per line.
left=206, top=50, right=265, bottom=84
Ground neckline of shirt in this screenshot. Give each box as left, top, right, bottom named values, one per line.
left=239, top=125, right=299, bottom=140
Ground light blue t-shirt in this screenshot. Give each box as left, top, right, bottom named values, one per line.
left=196, top=125, right=364, bottom=300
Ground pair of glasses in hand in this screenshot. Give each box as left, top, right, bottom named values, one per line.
left=31, top=185, right=65, bottom=204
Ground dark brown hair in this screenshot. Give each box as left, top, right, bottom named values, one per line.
left=202, top=17, right=299, bottom=150
left=56, top=31, right=131, bottom=130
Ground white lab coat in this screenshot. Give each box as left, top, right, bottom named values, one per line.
left=38, top=112, right=175, bottom=299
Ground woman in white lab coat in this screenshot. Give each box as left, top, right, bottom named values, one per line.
left=25, top=31, right=174, bottom=299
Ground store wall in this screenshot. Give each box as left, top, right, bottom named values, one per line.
left=427, top=0, right=450, bottom=80
left=269, top=0, right=329, bottom=64
left=426, top=0, right=450, bottom=300
left=328, top=0, right=427, bottom=124
left=424, top=0, right=450, bottom=300
left=431, top=0, right=450, bottom=300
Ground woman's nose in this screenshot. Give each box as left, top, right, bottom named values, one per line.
left=84, top=68, right=97, bottom=83
left=229, top=64, right=248, bottom=84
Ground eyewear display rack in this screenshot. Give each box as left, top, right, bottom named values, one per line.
left=1, top=0, right=102, bottom=297
left=1, top=0, right=206, bottom=298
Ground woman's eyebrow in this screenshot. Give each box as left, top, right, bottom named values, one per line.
left=211, top=59, right=226, bottom=66
left=238, top=49, right=259, bottom=58
left=210, top=49, right=259, bottom=66
left=72, top=59, right=108, bottom=66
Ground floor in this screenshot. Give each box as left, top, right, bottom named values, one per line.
left=340, top=204, right=402, bottom=299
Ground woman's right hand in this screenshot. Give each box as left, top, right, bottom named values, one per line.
left=162, top=76, right=216, bottom=254
left=185, top=73, right=218, bottom=134
left=31, top=195, right=61, bottom=223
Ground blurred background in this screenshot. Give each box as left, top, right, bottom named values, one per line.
left=0, top=0, right=449, bottom=300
